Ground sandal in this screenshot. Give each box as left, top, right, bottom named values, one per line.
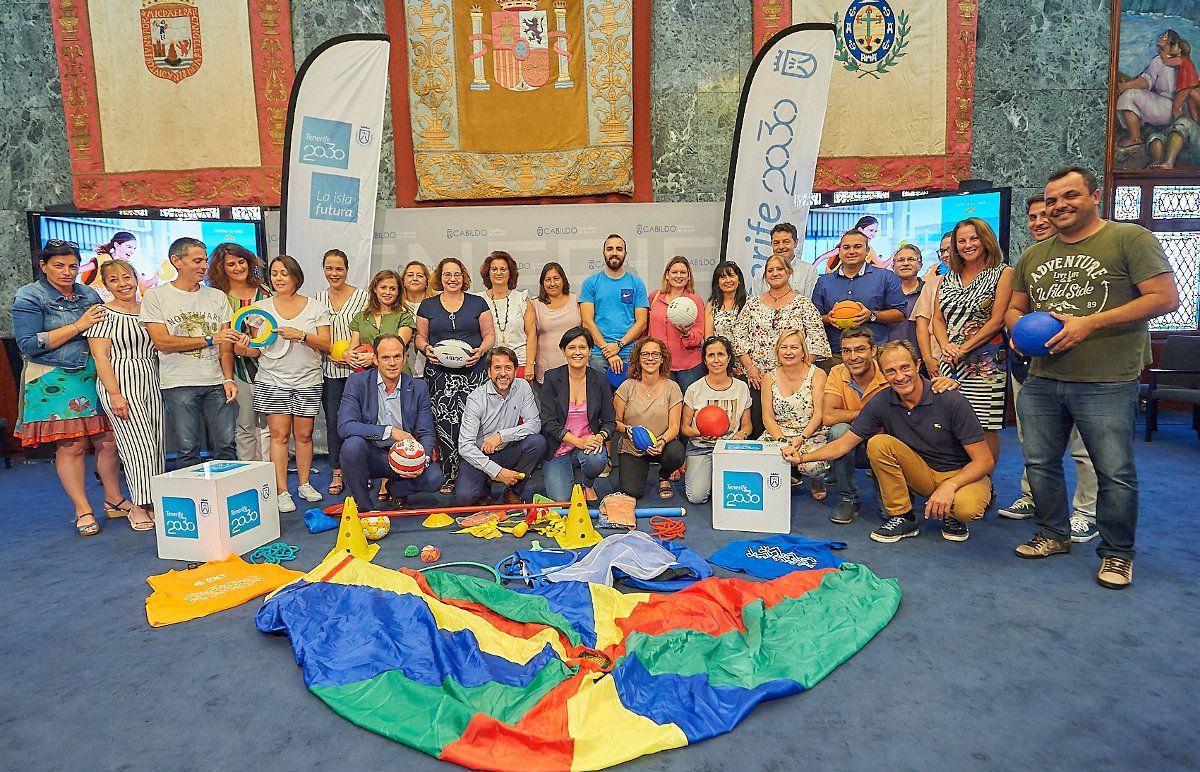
left=658, top=480, right=674, bottom=499
left=810, top=477, right=828, bottom=501
left=127, top=505, right=155, bottom=531
left=377, top=479, right=392, bottom=502
left=328, top=470, right=344, bottom=496
left=439, top=481, right=455, bottom=496
left=74, top=513, right=101, bottom=536
left=104, top=498, right=133, bottom=519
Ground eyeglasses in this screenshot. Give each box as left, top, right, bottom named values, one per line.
left=639, top=351, right=663, bottom=360
left=840, top=346, right=873, bottom=356
left=937, top=248, right=951, bottom=256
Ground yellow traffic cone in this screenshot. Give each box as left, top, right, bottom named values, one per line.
left=554, top=484, right=602, bottom=549
left=326, top=496, right=379, bottom=562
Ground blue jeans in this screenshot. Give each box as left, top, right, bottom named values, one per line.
left=1017, top=376, right=1139, bottom=558
left=542, top=446, right=609, bottom=501
left=828, top=422, right=869, bottom=502
left=671, top=362, right=706, bottom=394
left=164, top=384, right=236, bottom=469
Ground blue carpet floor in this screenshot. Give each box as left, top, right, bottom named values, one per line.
left=1, top=421, right=1197, bottom=770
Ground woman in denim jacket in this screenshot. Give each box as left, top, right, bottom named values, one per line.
left=12, top=241, right=131, bottom=536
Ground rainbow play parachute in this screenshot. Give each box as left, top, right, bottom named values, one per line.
left=256, top=552, right=901, bottom=770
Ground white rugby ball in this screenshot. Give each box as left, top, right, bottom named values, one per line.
left=666, top=296, right=699, bottom=327
left=432, top=339, right=473, bottom=368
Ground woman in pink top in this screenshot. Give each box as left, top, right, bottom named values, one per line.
left=528, top=262, right=581, bottom=385
left=648, top=256, right=705, bottom=393
left=538, top=326, right=616, bottom=502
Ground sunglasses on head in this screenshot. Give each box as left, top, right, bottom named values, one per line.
left=45, top=239, right=79, bottom=248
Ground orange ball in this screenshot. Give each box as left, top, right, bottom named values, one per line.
left=829, top=300, right=865, bottom=329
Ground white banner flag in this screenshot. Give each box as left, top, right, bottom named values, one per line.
left=721, top=24, right=836, bottom=290
left=280, top=35, right=389, bottom=289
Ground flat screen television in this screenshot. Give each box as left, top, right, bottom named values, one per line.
left=27, top=207, right=267, bottom=300
left=802, top=188, right=1011, bottom=273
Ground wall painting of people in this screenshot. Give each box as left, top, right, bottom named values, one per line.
left=1108, top=2, right=1200, bottom=174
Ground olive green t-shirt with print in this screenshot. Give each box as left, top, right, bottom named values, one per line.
left=1011, top=221, right=1172, bottom=382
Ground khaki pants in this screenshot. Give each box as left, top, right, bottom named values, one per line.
left=866, top=434, right=990, bottom=522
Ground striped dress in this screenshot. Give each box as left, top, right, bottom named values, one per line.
left=85, top=308, right=165, bottom=504
left=316, top=287, right=368, bottom=379
left=937, top=264, right=1007, bottom=430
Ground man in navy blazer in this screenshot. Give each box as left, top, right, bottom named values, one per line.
left=338, top=335, right=443, bottom=510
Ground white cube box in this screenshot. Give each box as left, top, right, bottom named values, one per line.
left=712, top=440, right=792, bottom=534
left=152, top=461, right=279, bottom=562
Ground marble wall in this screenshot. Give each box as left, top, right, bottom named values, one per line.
left=0, top=0, right=1110, bottom=333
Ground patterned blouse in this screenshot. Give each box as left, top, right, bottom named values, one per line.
left=734, top=293, right=831, bottom=373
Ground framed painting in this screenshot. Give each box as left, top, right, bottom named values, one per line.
left=1107, top=2, right=1200, bottom=176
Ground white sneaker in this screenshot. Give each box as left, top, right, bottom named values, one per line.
left=1070, top=515, right=1100, bottom=543
left=297, top=482, right=323, bottom=502
left=277, top=491, right=296, bottom=513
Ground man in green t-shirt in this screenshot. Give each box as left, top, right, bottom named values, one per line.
left=1005, top=166, right=1179, bottom=590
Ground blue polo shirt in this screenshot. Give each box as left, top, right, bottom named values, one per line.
left=812, top=264, right=907, bottom=344
left=579, top=271, right=649, bottom=359
left=848, top=379, right=984, bottom=472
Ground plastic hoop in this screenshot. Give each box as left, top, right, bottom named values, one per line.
left=231, top=305, right=279, bottom=348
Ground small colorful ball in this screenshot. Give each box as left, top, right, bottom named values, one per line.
left=419, top=545, right=441, bottom=563
left=361, top=516, right=391, bottom=540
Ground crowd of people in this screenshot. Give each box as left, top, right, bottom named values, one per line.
left=10, top=166, right=1178, bottom=589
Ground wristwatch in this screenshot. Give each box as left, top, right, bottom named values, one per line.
left=204, top=335, right=214, bottom=347
left=868, top=310, right=877, bottom=323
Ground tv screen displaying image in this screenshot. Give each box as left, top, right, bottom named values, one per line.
left=27, top=209, right=266, bottom=301
left=802, top=189, right=1010, bottom=274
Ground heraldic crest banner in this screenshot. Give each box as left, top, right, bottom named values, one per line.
left=49, top=0, right=295, bottom=209
left=394, top=0, right=636, bottom=201
left=788, top=0, right=978, bottom=191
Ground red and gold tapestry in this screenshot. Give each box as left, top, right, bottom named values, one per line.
left=49, top=0, right=294, bottom=209
left=784, top=0, right=978, bottom=191
left=388, top=0, right=648, bottom=202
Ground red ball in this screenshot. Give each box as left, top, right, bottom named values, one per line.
left=388, top=439, right=428, bottom=475
left=351, top=343, right=375, bottom=372
left=695, top=405, right=730, bottom=438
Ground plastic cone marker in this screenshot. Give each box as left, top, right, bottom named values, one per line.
left=327, top=496, right=379, bottom=562
left=554, top=484, right=602, bottom=549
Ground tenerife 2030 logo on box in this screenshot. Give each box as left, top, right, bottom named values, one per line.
left=162, top=496, right=199, bottom=539
left=310, top=173, right=361, bottom=223
left=724, top=471, right=764, bottom=511
left=300, top=116, right=351, bottom=169
left=226, top=488, right=261, bottom=538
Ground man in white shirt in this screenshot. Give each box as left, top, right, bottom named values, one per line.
left=751, top=223, right=819, bottom=299
left=141, top=237, right=240, bottom=468
left=457, top=347, right=546, bottom=504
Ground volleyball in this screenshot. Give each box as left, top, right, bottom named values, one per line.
left=666, top=296, right=699, bottom=327
left=330, top=339, right=351, bottom=362
left=388, top=438, right=429, bottom=475
left=432, top=339, right=473, bottom=368
left=361, top=516, right=391, bottom=540
left=829, top=301, right=864, bottom=329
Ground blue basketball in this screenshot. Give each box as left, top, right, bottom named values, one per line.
left=1011, top=311, right=1063, bottom=357
left=607, top=366, right=627, bottom=389
left=628, top=425, right=658, bottom=453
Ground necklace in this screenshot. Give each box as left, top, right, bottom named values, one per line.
left=489, top=290, right=511, bottom=342
left=768, top=287, right=791, bottom=302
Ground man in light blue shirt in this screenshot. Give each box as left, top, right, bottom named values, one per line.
left=457, top=347, right=546, bottom=504
left=579, top=234, right=649, bottom=374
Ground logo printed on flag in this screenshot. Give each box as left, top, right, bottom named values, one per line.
left=774, top=49, right=818, bottom=78
left=141, top=0, right=203, bottom=83
left=300, top=117, right=352, bottom=169
left=834, top=0, right=911, bottom=77
left=310, top=172, right=361, bottom=223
